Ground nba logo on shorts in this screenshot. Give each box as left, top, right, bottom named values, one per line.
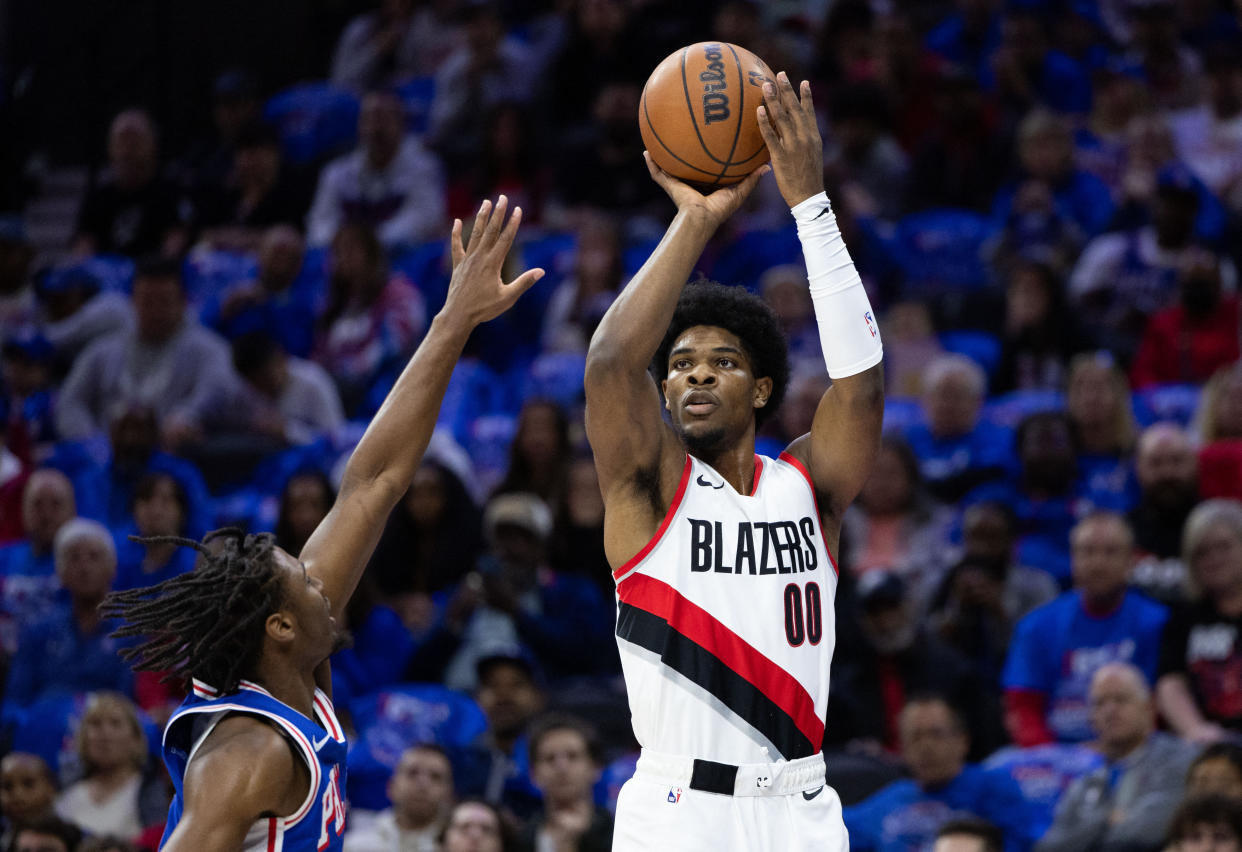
left=864, top=311, right=877, bottom=338
left=667, top=787, right=682, bottom=803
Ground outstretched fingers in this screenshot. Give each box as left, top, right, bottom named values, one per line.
left=504, top=265, right=546, bottom=302
left=450, top=219, right=465, bottom=269
left=467, top=199, right=493, bottom=253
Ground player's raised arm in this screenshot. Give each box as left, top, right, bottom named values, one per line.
left=757, top=73, right=885, bottom=521
left=301, top=196, right=542, bottom=618
left=584, top=157, right=768, bottom=503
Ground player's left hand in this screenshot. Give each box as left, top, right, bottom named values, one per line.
left=756, top=72, right=825, bottom=208
left=443, top=195, right=544, bottom=329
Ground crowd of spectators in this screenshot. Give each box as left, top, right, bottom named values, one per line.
left=3, top=0, right=1242, bottom=849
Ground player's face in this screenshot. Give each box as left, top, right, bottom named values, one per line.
left=662, top=326, right=770, bottom=458
left=532, top=729, right=598, bottom=802
left=274, top=548, right=342, bottom=660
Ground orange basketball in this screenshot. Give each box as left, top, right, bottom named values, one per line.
left=639, top=42, right=775, bottom=188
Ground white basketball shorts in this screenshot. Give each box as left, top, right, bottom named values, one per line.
left=612, top=750, right=850, bottom=851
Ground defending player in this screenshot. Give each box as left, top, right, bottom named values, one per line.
left=101, top=197, right=542, bottom=851
left=584, top=73, right=884, bottom=850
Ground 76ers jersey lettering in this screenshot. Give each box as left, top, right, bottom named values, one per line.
left=161, top=679, right=348, bottom=851
left=614, top=453, right=838, bottom=764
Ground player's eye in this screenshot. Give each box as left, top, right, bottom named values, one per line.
left=718, top=358, right=735, bottom=368
left=673, top=359, right=691, bottom=370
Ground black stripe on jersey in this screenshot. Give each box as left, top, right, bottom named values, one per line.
left=615, top=602, right=817, bottom=760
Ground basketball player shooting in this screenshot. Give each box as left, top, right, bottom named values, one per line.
left=100, top=197, right=543, bottom=852
left=585, top=73, right=884, bottom=851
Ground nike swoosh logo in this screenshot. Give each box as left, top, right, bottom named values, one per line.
left=812, top=204, right=832, bottom=220
left=802, top=786, right=824, bottom=801
left=313, top=733, right=331, bottom=751
left=696, top=475, right=724, bottom=489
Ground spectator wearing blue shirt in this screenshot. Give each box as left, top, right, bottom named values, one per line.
left=988, top=9, right=1093, bottom=115
left=112, top=472, right=198, bottom=593
left=904, top=355, right=1011, bottom=503
left=0, top=469, right=76, bottom=657
left=4, top=519, right=132, bottom=707
left=1002, top=512, right=1168, bottom=746
left=1066, top=354, right=1140, bottom=512
left=843, top=694, right=1037, bottom=852
left=201, top=224, right=319, bottom=359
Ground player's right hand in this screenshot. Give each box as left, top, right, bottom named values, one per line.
left=442, top=195, right=544, bottom=328
left=644, top=151, right=769, bottom=228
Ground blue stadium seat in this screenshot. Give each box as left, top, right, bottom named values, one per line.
left=513, top=353, right=586, bottom=412
left=708, top=225, right=802, bottom=292
left=892, top=209, right=995, bottom=294
left=395, top=75, right=436, bottom=135
left=346, top=684, right=489, bottom=810
left=881, top=397, right=924, bottom=435
left=938, top=330, right=1002, bottom=383
left=263, top=83, right=360, bottom=167
left=182, top=248, right=259, bottom=307
left=1132, top=383, right=1202, bottom=428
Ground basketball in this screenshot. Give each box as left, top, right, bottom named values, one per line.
left=639, top=42, right=775, bottom=189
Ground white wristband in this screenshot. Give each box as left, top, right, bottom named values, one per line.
left=791, top=192, right=883, bottom=379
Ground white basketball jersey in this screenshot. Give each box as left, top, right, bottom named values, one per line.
left=614, top=452, right=838, bottom=765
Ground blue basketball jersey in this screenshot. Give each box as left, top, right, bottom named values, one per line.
left=161, top=678, right=348, bottom=851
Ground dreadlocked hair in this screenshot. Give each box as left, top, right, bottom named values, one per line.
left=100, top=528, right=284, bottom=695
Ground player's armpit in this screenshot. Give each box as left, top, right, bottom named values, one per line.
left=161, top=715, right=307, bottom=852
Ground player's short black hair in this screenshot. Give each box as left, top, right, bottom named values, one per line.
left=100, top=528, right=284, bottom=695
left=935, top=818, right=1003, bottom=852
left=651, top=280, right=791, bottom=429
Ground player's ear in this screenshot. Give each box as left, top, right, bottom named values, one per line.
left=661, top=379, right=671, bottom=411
left=754, top=376, right=773, bottom=409
left=265, top=610, right=296, bottom=644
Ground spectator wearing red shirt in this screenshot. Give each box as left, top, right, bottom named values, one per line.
left=1132, top=251, right=1239, bottom=389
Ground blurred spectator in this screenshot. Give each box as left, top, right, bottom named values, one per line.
left=1131, top=249, right=1239, bottom=389
left=550, top=456, right=610, bottom=595
left=447, top=103, right=549, bottom=226
left=879, top=301, right=942, bottom=399
left=1157, top=499, right=1242, bottom=742
left=368, top=459, right=481, bottom=601
left=314, top=224, right=425, bottom=415
left=991, top=110, right=1114, bottom=243
left=202, top=224, right=317, bottom=359
left=344, top=743, right=454, bottom=852
left=3, top=332, right=57, bottom=452
left=73, top=109, right=188, bottom=259
left=428, top=1, right=536, bottom=174
left=1195, top=364, right=1242, bottom=502
left=1066, top=353, right=1139, bottom=508
left=1075, top=65, right=1149, bottom=189
left=0, top=753, right=57, bottom=848
left=331, top=0, right=420, bottom=92
left=4, top=519, right=131, bottom=706
left=870, top=10, right=946, bottom=150
left=541, top=214, right=623, bottom=355
left=1070, top=166, right=1233, bottom=362
left=544, top=0, right=639, bottom=133
left=54, top=692, right=168, bottom=839
left=552, top=80, right=665, bottom=218
left=274, top=469, right=335, bottom=556
left=760, top=265, right=824, bottom=379
left=1187, top=744, right=1242, bottom=802
left=1002, top=512, right=1168, bottom=745
left=111, top=472, right=197, bottom=593
left=924, top=0, right=1003, bottom=83
left=441, top=799, right=510, bottom=852
left=34, top=265, right=132, bottom=364
left=759, top=371, right=830, bottom=456
left=0, top=218, right=35, bottom=330
left=1165, top=794, right=1242, bottom=852
left=824, top=82, right=910, bottom=221
left=494, top=400, right=571, bottom=507
left=988, top=8, right=1092, bottom=115
left=177, top=70, right=263, bottom=203
left=1169, top=45, right=1242, bottom=205
left=450, top=651, right=546, bottom=823
left=841, top=437, right=953, bottom=580
left=193, top=121, right=310, bottom=252
left=907, top=67, right=1012, bottom=213
left=1121, top=0, right=1205, bottom=111
left=934, top=818, right=1004, bottom=852
left=1129, top=423, right=1200, bottom=603
left=55, top=257, right=236, bottom=448
left=928, top=501, right=1059, bottom=685
left=0, top=470, right=76, bottom=656
left=78, top=839, right=137, bottom=852
left=228, top=332, right=344, bottom=445
left=0, top=407, right=24, bottom=546
left=842, top=694, right=1036, bottom=852
left=519, top=715, right=612, bottom=852
left=992, top=259, right=1087, bottom=394
left=904, top=355, right=1009, bottom=503
left=1036, top=662, right=1196, bottom=852
left=413, top=492, right=612, bottom=689
left=334, top=572, right=418, bottom=698
left=826, top=571, right=1003, bottom=758
left=7, top=816, right=82, bottom=852
left=307, top=91, right=446, bottom=250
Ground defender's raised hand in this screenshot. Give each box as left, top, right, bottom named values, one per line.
left=756, top=72, right=825, bottom=208
left=445, top=195, right=544, bottom=328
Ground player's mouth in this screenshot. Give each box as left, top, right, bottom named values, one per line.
left=683, top=391, right=719, bottom=417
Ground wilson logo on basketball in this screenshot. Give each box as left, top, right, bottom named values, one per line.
left=699, top=44, right=730, bottom=125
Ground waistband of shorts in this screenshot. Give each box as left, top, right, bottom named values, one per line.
left=634, top=749, right=826, bottom=797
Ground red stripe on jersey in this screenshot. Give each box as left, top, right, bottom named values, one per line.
left=778, top=452, right=839, bottom=577
left=267, top=817, right=278, bottom=852
left=750, top=455, right=764, bottom=496
left=615, top=571, right=825, bottom=749
left=612, top=456, right=693, bottom=582
left=314, top=693, right=343, bottom=740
